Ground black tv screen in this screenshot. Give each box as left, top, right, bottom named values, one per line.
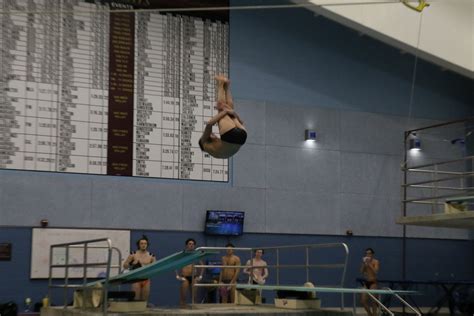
left=205, top=210, right=244, bottom=236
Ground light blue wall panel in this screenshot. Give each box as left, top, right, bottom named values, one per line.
left=232, top=144, right=266, bottom=189
left=265, top=103, right=341, bottom=150
left=265, top=145, right=301, bottom=191
left=181, top=184, right=266, bottom=233
left=366, top=154, right=403, bottom=198
left=339, top=194, right=402, bottom=237
left=89, top=177, right=183, bottom=230
left=266, top=189, right=341, bottom=235
left=234, top=99, right=266, bottom=145
left=340, top=152, right=371, bottom=195
left=340, top=111, right=406, bottom=156
left=0, top=172, right=92, bottom=226
left=297, top=147, right=341, bottom=194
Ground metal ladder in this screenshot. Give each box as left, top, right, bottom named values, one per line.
left=47, top=238, right=123, bottom=315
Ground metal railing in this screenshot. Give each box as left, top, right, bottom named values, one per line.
left=402, top=155, right=474, bottom=214
left=352, top=287, right=420, bottom=316
left=401, top=117, right=474, bottom=284
left=47, top=238, right=123, bottom=315
left=191, top=243, right=349, bottom=308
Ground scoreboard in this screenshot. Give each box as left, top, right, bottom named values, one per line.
left=0, top=0, right=229, bottom=181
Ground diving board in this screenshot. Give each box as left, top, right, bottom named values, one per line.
left=90, top=249, right=217, bottom=286
left=235, top=284, right=417, bottom=295
left=398, top=195, right=474, bottom=228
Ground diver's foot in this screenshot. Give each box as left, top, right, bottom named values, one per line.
left=215, top=74, right=229, bottom=84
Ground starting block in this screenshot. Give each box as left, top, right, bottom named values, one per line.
left=235, top=289, right=262, bottom=305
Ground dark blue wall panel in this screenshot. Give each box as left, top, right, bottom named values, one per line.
left=1, top=227, right=472, bottom=308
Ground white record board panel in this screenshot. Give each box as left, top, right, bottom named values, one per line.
left=0, top=0, right=229, bottom=182
left=31, top=228, right=130, bottom=279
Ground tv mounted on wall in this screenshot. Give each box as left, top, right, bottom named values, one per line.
left=204, top=210, right=244, bottom=236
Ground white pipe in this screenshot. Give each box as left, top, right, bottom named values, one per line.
left=0, top=1, right=402, bottom=15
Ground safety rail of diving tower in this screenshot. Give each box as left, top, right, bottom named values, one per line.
left=193, top=242, right=349, bottom=309
left=402, top=155, right=474, bottom=214
left=47, top=238, right=123, bottom=315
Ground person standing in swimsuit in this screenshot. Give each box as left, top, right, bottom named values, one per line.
left=176, top=238, right=204, bottom=307
left=219, top=243, right=241, bottom=303
left=360, top=248, right=380, bottom=316
left=123, top=235, right=156, bottom=301
left=198, top=76, right=247, bottom=159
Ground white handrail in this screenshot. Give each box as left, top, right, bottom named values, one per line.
left=47, top=238, right=122, bottom=315
left=192, top=243, right=349, bottom=308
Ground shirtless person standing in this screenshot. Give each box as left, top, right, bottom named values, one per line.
left=123, top=236, right=156, bottom=301
left=219, top=243, right=241, bottom=303
left=360, top=248, right=380, bottom=316
left=176, top=238, right=204, bottom=307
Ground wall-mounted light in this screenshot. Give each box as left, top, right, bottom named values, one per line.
left=409, top=132, right=421, bottom=151
left=305, top=129, right=317, bottom=142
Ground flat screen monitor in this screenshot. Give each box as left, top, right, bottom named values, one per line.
left=206, top=260, right=221, bottom=275
left=205, top=210, right=244, bottom=236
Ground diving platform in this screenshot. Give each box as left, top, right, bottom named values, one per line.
left=41, top=304, right=354, bottom=316
left=401, top=148, right=474, bottom=229
left=397, top=211, right=474, bottom=229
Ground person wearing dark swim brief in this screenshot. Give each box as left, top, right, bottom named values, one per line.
left=198, top=75, right=247, bottom=159
left=219, top=243, right=241, bottom=303
left=360, top=248, right=380, bottom=316
left=176, top=238, right=204, bottom=307
left=363, top=280, right=377, bottom=289
left=220, top=127, right=247, bottom=145
left=123, top=235, right=156, bottom=302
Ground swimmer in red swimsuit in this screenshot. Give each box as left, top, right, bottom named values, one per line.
left=123, top=235, right=156, bottom=302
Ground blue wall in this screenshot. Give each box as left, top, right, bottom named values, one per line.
left=0, top=227, right=473, bottom=308
left=230, top=7, right=474, bottom=119
left=1, top=4, right=473, bottom=311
